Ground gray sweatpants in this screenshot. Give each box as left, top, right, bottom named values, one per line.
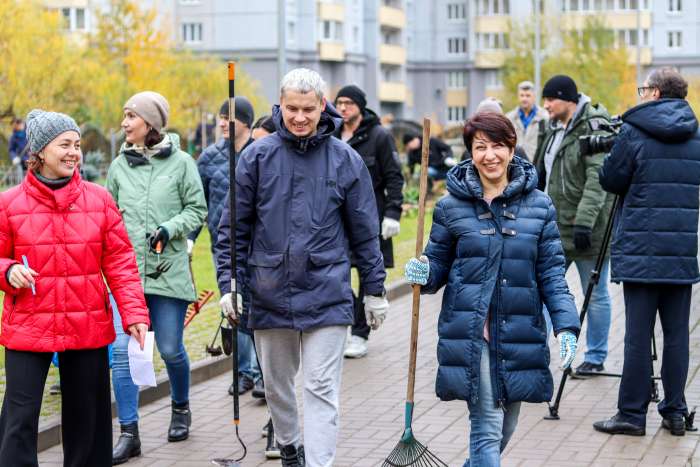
left=255, top=325, right=347, bottom=467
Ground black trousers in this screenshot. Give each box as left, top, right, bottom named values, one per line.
left=618, top=283, right=691, bottom=426
left=351, top=282, right=371, bottom=340
left=0, top=347, right=112, bottom=467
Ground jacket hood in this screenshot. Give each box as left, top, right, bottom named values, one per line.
left=272, top=102, right=343, bottom=153
left=446, top=155, right=538, bottom=201
left=24, top=168, right=83, bottom=210
left=622, top=98, right=699, bottom=143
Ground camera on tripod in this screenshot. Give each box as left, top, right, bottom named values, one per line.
left=579, top=116, right=623, bottom=156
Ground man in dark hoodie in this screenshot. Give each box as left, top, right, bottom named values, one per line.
left=214, top=68, right=387, bottom=466
left=594, top=68, right=700, bottom=437
left=334, top=84, right=404, bottom=359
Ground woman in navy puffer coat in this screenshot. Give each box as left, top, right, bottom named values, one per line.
left=405, top=113, right=580, bottom=467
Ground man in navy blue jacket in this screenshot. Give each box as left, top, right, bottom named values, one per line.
left=214, top=68, right=388, bottom=466
left=595, top=68, right=700, bottom=437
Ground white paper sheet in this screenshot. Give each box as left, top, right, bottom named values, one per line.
left=128, top=331, right=156, bottom=387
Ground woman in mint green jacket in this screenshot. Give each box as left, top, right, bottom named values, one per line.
left=105, top=91, right=207, bottom=464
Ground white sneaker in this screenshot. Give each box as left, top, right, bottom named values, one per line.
left=344, top=335, right=368, bottom=358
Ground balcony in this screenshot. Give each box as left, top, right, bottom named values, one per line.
left=379, top=82, right=407, bottom=102
left=318, top=42, right=345, bottom=62
left=561, top=11, right=652, bottom=30
left=446, top=89, right=468, bottom=107
left=379, top=44, right=406, bottom=66
left=379, top=5, right=406, bottom=30
left=474, top=15, right=510, bottom=33
left=627, top=47, right=652, bottom=66
left=474, top=50, right=507, bottom=68
left=318, top=1, right=345, bottom=22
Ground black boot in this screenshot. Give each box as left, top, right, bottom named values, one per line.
left=280, top=444, right=305, bottom=467
left=112, top=423, right=141, bottom=465
left=168, top=401, right=191, bottom=442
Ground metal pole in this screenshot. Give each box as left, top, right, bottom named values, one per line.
left=636, top=3, right=642, bottom=104
left=534, top=0, right=541, bottom=101
left=278, top=0, right=287, bottom=85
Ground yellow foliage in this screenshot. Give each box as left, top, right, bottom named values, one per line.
left=0, top=0, right=268, bottom=137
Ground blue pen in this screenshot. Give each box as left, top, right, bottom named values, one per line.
left=21, top=255, right=35, bottom=295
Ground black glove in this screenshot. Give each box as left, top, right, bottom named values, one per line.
left=573, top=225, right=592, bottom=251
left=148, top=226, right=170, bottom=253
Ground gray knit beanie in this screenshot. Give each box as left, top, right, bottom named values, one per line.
left=26, top=109, right=81, bottom=154
left=124, top=91, right=170, bottom=132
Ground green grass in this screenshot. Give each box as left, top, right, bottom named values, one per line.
left=0, top=207, right=435, bottom=421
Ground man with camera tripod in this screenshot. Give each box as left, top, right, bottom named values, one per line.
left=594, top=68, right=700, bottom=437
left=533, top=75, right=614, bottom=378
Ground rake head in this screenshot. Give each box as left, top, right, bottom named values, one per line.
left=382, top=432, right=448, bottom=467
left=184, top=289, right=215, bottom=328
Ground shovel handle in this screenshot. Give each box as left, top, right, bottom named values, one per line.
left=406, top=118, right=431, bottom=405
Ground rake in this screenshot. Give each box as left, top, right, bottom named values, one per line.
left=184, top=244, right=215, bottom=328
left=383, top=118, right=447, bottom=467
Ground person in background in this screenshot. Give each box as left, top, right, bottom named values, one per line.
left=252, top=115, right=276, bottom=140
left=8, top=118, right=29, bottom=172
left=405, top=112, right=579, bottom=467
left=404, top=133, right=456, bottom=191
left=334, top=84, right=404, bottom=359
left=106, top=91, right=207, bottom=465
left=506, top=80, right=548, bottom=161
left=0, top=109, right=149, bottom=467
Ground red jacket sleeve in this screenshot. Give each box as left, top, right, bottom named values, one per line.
left=0, top=197, right=18, bottom=295
left=100, top=191, right=150, bottom=332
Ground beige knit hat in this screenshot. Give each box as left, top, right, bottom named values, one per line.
left=124, top=91, right=170, bottom=132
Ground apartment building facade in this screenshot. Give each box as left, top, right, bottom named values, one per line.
left=43, top=0, right=700, bottom=127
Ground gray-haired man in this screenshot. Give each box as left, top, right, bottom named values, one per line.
left=506, top=80, right=548, bottom=160
left=215, top=68, right=388, bottom=467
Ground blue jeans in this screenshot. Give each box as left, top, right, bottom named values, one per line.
left=237, top=330, right=261, bottom=382
left=568, top=259, right=612, bottom=365
left=112, top=294, right=190, bottom=424
left=463, top=342, right=521, bottom=467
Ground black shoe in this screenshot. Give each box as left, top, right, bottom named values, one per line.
left=112, top=423, right=141, bottom=465
left=229, top=375, right=255, bottom=396
left=261, top=418, right=271, bottom=438
left=662, top=415, right=686, bottom=436
left=593, top=414, right=645, bottom=436
left=252, top=378, right=265, bottom=399
left=167, top=402, right=192, bottom=442
left=265, top=420, right=281, bottom=459
left=572, top=362, right=605, bottom=379
left=280, top=444, right=305, bottom=467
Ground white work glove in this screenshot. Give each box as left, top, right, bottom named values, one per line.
left=557, top=331, right=578, bottom=370
left=187, top=239, right=194, bottom=256
left=444, top=156, right=457, bottom=167
left=219, top=292, right=243, bottom=321
left=363, top=293, right=389, bottom=330
left=404, top=256, right=429, bottom=285
left=11, top=156, right=20, bottom=166
left=381, top=217, right=401, bottom=240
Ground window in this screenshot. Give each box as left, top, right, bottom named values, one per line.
left=60, top=8, right=71, bottom=29
left=447, top=106, right=467, bottom=123
left=179, top=0, right=201, bottom=4
left=615, top=29, right=649, bottom=47
left=476, top=33, right=509, bottom=50
left=447, top=71, right=467, bottom=88
left=320, top=20, right=343, bottom=41
left=668, top=31, right=682, bottom=48
left=447, top=37, right=468, bottom=54
left=182, top=23, right=203, bottom=43
left=447, top=2, right=467, bottom=20
left=287, top=21, right=296, bottom=44
left=353, top=26, right=359, bottom=47
left=476, top=0, right=509, bottom=15
left=485, top=70, right=502, bottom=89
left=75, top=8, right=85, bottom=30
left=668, top=0, right=682, bottom=12
left=59, top=7, right=87, bottom=31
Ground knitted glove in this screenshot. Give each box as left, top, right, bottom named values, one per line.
left=404, top=256, right=429, bottom=286
left=558, top=331, right=578, bottom=370
left=381, top=217, right=401, bottom=240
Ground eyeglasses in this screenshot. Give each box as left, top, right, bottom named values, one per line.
left=637, top=86, right=656, bottom=97
left=335, top=99, right=357, bottom=108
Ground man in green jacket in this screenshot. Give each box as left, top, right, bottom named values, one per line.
left=533, top=75, right=614, bottom=378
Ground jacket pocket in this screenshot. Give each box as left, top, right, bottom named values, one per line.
left=311, top=177, right=343, bottom=228
left=306, top=247, right=351, bottom=309
left=248, top=251, right=287, bottom=310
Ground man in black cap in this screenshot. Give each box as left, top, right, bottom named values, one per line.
left=533, top=75, right=614, bottom=379
left=334, top=84, right=404, bottom=359
left=187, top=97, right=262, bottom=399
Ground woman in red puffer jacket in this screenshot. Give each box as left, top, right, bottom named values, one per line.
left=0, top=109, right=150, bottom=467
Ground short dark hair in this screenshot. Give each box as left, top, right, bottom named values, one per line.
left=647, top=67, right=688, bottom=99
left=463, top=112, right=517, bottom=151
left=253, top=115, right=275, bottom=133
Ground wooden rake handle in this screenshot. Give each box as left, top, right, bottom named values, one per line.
left=406, top=118, right=431, bottom=404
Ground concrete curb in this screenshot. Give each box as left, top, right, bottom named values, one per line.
left=37, top=279, right=412, bottom=452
